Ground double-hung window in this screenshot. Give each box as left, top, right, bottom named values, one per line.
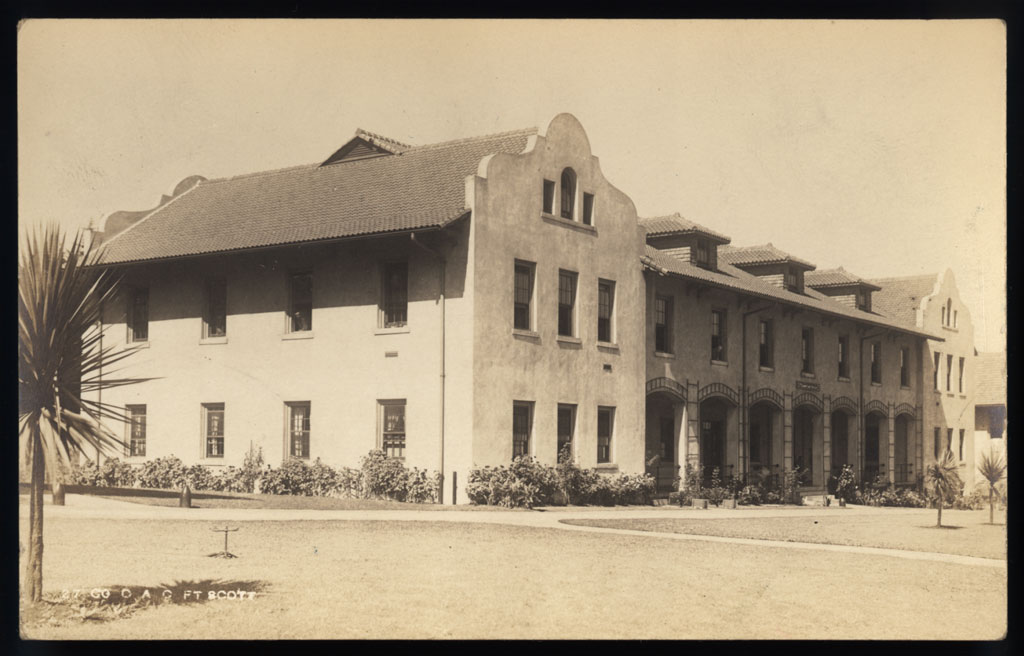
left=655, top=295, right=673, bottom=353
left=381, top=262, right=408, bottom=328
left=288, top=273, right=312, bottom=333
left=758, top=319, right=773, bottom=368
left=900, top=347, right=910, bottom=387
left=582, top=192, right=594, bottom=225
left=287, top=402, right=311, bottom=459
left=203, top=279, right=227, bottom=339
left=958, top=357, right=965, bottom=393
left=380, top=400, right=406, bottom=459
left=871, top=341, right=882, bottom=384
left=597, top=280, right=615, bottom=343
left=514, top=261, right=534, bottom=331
left=946, top=354, right=953, bottom=391
left=597, top=407, right=614, bottom=464
left=711, top=310, right=727, bottom=362
left=512, top=402, right=533, bottom=458
left=557, top=404, right=576, bottom=459
left=128, top=288, right=149, bottom=343
left=127, top=405, right=147, bottom=457
left=933, top=352, right=941, bottom=390
left=838, top=335, right=850, bottom=378
left=203, top=403, right=225, bottom=458
left=557, top=270, right=577, bottom=337
left=801, top=328, right=814, bottom=374
left=542, top=179, right=555, bottom=214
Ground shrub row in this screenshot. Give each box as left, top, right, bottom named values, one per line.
left=465, top=451, right=656, bottom=509
left=65, top=448, right=439, bottom=503
left=667, top=464, right=805, bottom=507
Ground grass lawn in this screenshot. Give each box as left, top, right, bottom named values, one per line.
left=562, top=508, right=1007, bottom=560
left=20, top=515, right=1006, bottom=639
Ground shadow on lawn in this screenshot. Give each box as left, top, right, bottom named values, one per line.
left=921, top=525, right=964, bottom=530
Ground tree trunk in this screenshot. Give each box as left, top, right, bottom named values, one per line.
left=989, top=487, right=994, bottom=524
left=936, top=498, right=943, bottom=527
left=25, top=430, right=45, bottom=603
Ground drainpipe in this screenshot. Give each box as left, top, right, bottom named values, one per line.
left=859, top=330, right=887, bottom=477
left=410, top=233, right=447, bottom=503
left=741, top=303, right=773, bottom=482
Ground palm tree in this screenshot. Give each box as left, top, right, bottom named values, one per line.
left=19, top=225, right=146, bottom=603
left=924, top=449, right=962, bottom=527
left=977, top=449, right=1007, bottom=524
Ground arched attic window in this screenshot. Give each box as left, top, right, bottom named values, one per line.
left=946, top=299, right=952, bottom=326
left=560, top=168, right=577, bottom=220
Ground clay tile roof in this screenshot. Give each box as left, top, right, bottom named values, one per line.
left=806, top=267, right=882, bottom=291
left=639, top=213, right=731, bottom=243
left=867, top=274, right=939, bottom=329
left=641, top=245, right=941, bottom=339
left=353, top=128, right=410, bottom=153
left=717, top=243, right=816, bottom=270
left=974, top=351, right=1007, bottom=406
left=98, top=128, right=537, bottom=264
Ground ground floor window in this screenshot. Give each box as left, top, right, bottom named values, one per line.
left=557, top=404, right=576, bottom=459
left=287, top=402, right=311, bottom=459
left=203, top=403, right=225, bottom=458
left=597, top=406, right=614, bottom=464
left=127, top=404, right=146, bottom=457
left=380, top=400, right=406, bottom=459
left=513, top=401, right=533, bottom=458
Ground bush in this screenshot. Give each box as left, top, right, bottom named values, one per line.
left=832, top=464, right=856, bottom=501
left=405, top=467, right=440, bottom=503
left=136, top=456, right=187, bottom=489
left=67, top=458, right=137, bottom=487
left=953, top=488, right=988, bottom=510
left=737, top=485, right=762, bottom=506
left=260, top=457, right=315, bottom=496
left=360, top=450, right=412, bottom=501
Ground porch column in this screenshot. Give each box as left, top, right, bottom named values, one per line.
left=915, top=406, right=923, bottom=485
left=685, top=380, right=700, bottom=484
left=783, top=391, right=793, bottom=471
left=887, top=403, right=896, bottom=486
left=823, top=396, right=832, bottom=485
left=676, top=401, right=687, bottom=492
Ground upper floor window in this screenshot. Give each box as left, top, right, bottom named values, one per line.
left=838, top=334, right=850, bottom=378
left=953, top=310, right=958, bottom=328
left=941, top=306, right=947, bottom=325
left=557, top=270, right=577, bottom=337
left=958, top=357, right=965, bottom=393
left=870, top=341, right=882, bottom=384
left=128, top=287, right=149, bottom=343
left=801, top=328, right=814, bottom=374
left=946, top=299, right=952, bottom=325
left=695, top=239, right=710, bottom=267
left=597, top=280, right=615, bottom=343
left=946, top=354, right=953, bottom=391
left=597, top=406, right=614, bottom=464
left=900, top=347, right=910, bottom=387
left=288, top=273, right=312, bottom=333
left=514, top=261, right=535, bottom=331
left=785, top=268, right=800, bottom=292
left=758, top=319, right=773, bottom=368
left=203, top=403, right=225, bottom=458
left=582, top=193, right=594, bottom=226
left=380, top=400, right=406, bottom=459
left=381, top=262, right=408, bottom=328
left=542, top=179, right=555, bottom=214
left=856, top=290, right=869, bottom=311
left=203, top=279, right=227, bottom=339
left=126, top=404, right=147, bottom=457
left=958, top=429, right=965, bottom=461
left=933, top=352, right=941, bottom=390
left=557, top=404, right=576, bottom=459
left=287, top=402, right=311, bottom=459
left=560, top=168, right=576, bottom=220
left=934, top=427, right=941, bottom=459
left=655, top=295, right=673, bottom=354
left=513, top=401, right=533, bottom=458
left=711, top=309, right=727, bottom=362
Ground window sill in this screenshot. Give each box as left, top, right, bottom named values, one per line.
left=654, top=351, right=675, bottom=359
left=711, top=359, right=729, bottom=368
left=556, top=335, right=582, bottom=347
left=199, top=336, right=228, bottom=345
left=512, top=328, right=540, bottom=340
left=758, top=366, right=774, bottom=373
left=900, top=385, right=911, bottom=391
left=959, top=394, right=967, bottom=399
left=946, top=392, right=955, bottom=398
left=375, top=326, right=410, bottom=336
left=127, top=341, right=151, bottom=349
left=282, top=331, right=314, bottom=341
left=801, top=372, right=816, bottom=379
left=541, top=213, right=598, bottom=235
left=870, top=381, right=882, bottom=387
left=594, top=463, right=619, bottom=472
left=838, top=376, right=851, bottom=383
left=197, top=459, right=227, bottom=465
left=941, top=326, right=959, bottom=333
left=597, top=341, right=620, bottom=352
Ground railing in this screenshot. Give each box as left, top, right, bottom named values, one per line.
left=895, top=463, right=913, bottom=484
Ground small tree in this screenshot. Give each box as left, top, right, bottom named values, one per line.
left=976, top=449, right=1007, bottom=524
left=925, top=449, right=961, bottom=527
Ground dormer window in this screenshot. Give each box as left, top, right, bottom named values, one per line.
left=695, top=239, right=710, bottom=267
left=785, top=267, right=800, bottom=292
left=856, top=290, right=869, bottom=311
left=560, top=168, right=576, bottom=220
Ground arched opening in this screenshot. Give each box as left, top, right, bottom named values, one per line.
left=700, top=398, right=734, bottom=486
left=560, top=168, right=577, bottom=220
left=894, top=414, right=913, bottom=485
left=748, top=401, right=782, bottom=486
left=830, top=409, right=853, bottom=475
left=864, top=412, right=886, bottom=483
left=645, top=391, right=682, bottom=494
left=793, top=406, right=820, bottom=486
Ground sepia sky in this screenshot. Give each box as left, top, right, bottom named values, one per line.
left=17, top=19, right=1006, bottom=352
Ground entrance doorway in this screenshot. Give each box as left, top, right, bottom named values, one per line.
left=700, top=398, right=730, bottom=486
left=645, top=391, right=680, bottom=494
left=748, top=401, right=779, bottom=486
left=793, top=407, right=816, bottom=486
left=864, top=413, right=884, bottom=483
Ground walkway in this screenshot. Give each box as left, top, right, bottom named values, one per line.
left=22, top=494, right=1006, bottom=570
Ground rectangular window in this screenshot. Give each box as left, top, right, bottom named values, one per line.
left=126, top=404, right=146, bottom=457
left=946, top=354, right=953, bottom=391
left=597, top=406, right=614, bottom=464
left=597, top=280, right=615, bottom=343
left=838, top=335, right=850, bottom=378
left=203, top=403, right=225, bottom=458
left=711, top=310, right=727, bottom=362
left=514, top=261, right=535, bottom=331
left=128, top=288, right=149, bottom=343
left=900, top=347, right=910, bottom=387
left=785, top=267, right=800, bottom=292
left=381, top=262, right=408, bottom=328
left=933, top=352, right=941, bottom=390
left=946, top=428, right=954, bottom=456
left=953, top=310, right=958, bottom=328
left=380, top=400, right=406, bottom=459
left=934, top=427, right=941, bottom=459
left=288, top=273, right=312, bottom=333
left=542, top=179, right=555, bottom=214
left=582, top=192, right=594, bottom=226
left=871, top=341, right=882, bottom=384
left=958, top=357, right=965, bottom=393
left=203, top=279, right=227, bottom=339
left=287, top=402, right=311, bottom=459
left=758, top=319, right=773, bottom=368
left=512, top=402, right=533, bottom=458
left=856, top=290, right=867, bottom=311
left=655, top=295, right=673, bottom=353
left=557, top=404, right=576, bottom=458
left=557, top=270, right=577, bottom=337
left=694, top=239, right=710, bottom=267
left=958, top=429, right=965, bottom=461
left=801, top=327, right=814, bottom=374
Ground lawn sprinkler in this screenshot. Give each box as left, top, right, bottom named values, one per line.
left=208, top=526, right=239, bottom=558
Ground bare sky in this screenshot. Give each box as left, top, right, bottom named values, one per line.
left=17, top=19, right=1006, bottom=351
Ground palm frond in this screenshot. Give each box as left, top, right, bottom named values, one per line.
left=977, top=450, right=1007, bottom=487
